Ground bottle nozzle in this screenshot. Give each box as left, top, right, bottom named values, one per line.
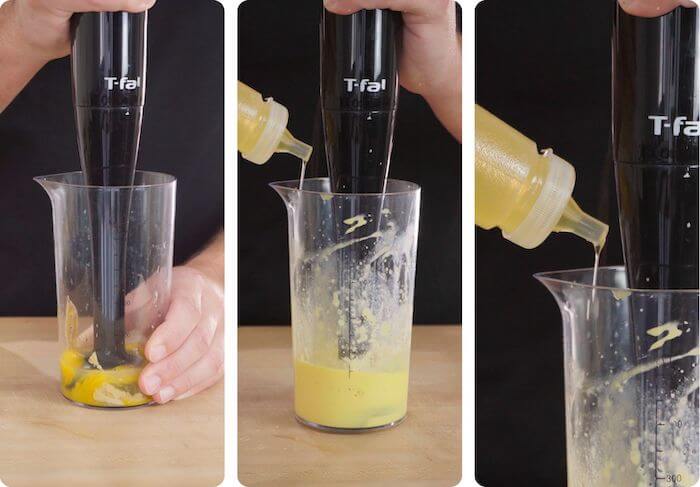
left=555, top=199, right=609, bottom=249
left=278, top=129, right=313, bottom=163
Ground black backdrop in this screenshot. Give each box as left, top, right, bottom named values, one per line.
left=237, top=1, right=462, bottom=325
left=477, top=1, right=621, bottom=486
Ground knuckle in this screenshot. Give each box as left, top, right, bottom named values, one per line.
left=171, top=294, right=200, bottom=321
left=191, top=325, right=211, bottom=356
left=179, top=285, right=204, bottom=314
left=180, top=296, right=198, bottom=317
left=98, top=0, right=124, bottom=10
left=125, top=0, right=152, bottom=11
left=177, top=372, right=195, bottom=392
left=166, top=356, right=186, bottom=378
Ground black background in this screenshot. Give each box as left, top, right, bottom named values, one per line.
left=477, top=1, right=621, bottom=486
left=237, top=1, right=462, bottom=325
left=0, top=0, right=224, bottom=316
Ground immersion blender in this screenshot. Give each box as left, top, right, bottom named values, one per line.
left=613, top=4, right=699, bottom=290
left=321, top=8, right=401, bottom=358
left=613, top=4, right=699, bottom=482
left=71, top=12, right=147, bottom=368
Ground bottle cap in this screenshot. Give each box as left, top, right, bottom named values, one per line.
left=555, top=199, right=609, bottom=249
left=241, top=98, right=289, bottom=164
left=278, top=130, right=313, bottom=162
left=504, top=151, right=575, bottom=249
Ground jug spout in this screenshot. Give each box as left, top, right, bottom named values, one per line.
left=535, top=272, right=570, bottom=309
left=270, top=178, right=337, bottom=210
left=34, top=172, right=90, bottom=198
left=34, top=173, right=71, bottom=205
left=269, top=180, right=299, bottom=210
left=34, top=175, right=56, bottom=197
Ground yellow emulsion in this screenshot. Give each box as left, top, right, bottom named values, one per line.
left=294, top=360, right=409, bottom=429
left=59, top=348, right=150, bottom=408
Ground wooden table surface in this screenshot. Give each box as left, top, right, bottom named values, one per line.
left=0, top=317, right=223, bottom=487
left=238, top=325, right=462, bottom=487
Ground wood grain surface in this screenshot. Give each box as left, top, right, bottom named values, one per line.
left=0, top=317, right=224, bottom=487
left=238, top=325, right=462, bottom=487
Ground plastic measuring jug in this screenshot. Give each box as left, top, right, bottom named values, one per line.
left=537, top=267, right=699, bottom=486
left=238, top=81, right=312, bottom=165
left=272, top=178, right=420, bottom=432
left=476, top=105, right=608, bottom=249
left=36, top=171, right=176, bottom=408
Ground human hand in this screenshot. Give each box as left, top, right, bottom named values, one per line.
left=138, top=265, right=224, bottom=404
left=4, top=0, right=155, bottom=63
left=70, top=266, right=170, bottom=351
left=323, top=0, right=460, bottom=100
left=619, top=0, right=696, bottom=16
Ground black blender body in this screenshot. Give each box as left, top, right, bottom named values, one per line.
left=72, top=12, right=146, bottom=187
left=321, top=8, right=400, bottom=194
left=71, top=12, right=147, bottom=368
left=612, top=5, right=699, bottom=290
left=320, top=8, right=401, bottom=360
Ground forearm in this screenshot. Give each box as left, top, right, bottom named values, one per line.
left=0, top=1, right=50, bottom=113
left=186, top=230, right=224, bottom=287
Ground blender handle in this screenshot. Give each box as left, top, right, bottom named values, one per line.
left=320, top=8, right=402, bottom=194
left=71, top=12, right=146, bottom=110
left=71, top=11, right=147, bottom=186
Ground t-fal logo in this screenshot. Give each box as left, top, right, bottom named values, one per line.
left=649, top=115, right=700, bottom=137
left=104, top=76, right=142, bottom=91
left=343, top=78, right=387, bottom=93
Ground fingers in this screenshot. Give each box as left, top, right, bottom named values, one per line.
left=137, top=266, right=224, bottom=403
left=323, top=0, right=451, bottom=19
left=618, top=0, right=696, bottom=16
left=151, top=324, right=224, bottom=404
left=139, top=313, right=217, bottom=395
left=49, top=0, right=156, bottom=14
left=124, top=269, right=170, bottom=333
left=143, top=286, right=202, bottom=363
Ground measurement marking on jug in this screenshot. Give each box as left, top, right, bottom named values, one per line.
left=655, top=392, right=660, bottom=485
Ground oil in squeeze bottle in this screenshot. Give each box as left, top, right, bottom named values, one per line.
left=238, top=81, right=312, bottom=164
left=476, top=105, right=609, bottom=250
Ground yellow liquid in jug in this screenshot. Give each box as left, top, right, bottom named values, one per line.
left=294, top=360, right=409, bottom=429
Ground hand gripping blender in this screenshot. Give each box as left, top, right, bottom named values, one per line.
left=71, top=12, right=147, bottom=368
left=321, top=8, right=401, bottom=359
left=613, top=4, right=699, bottom=290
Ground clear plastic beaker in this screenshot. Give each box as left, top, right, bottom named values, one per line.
left=272, top=178, right=421, bottom=432
left=36, top=171, right=176, bottom=408
left=537, top=267, right=699, bottom=487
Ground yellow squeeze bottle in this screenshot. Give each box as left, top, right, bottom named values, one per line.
left=238, top=81, right=312, bottom=164
left=476, top=105, right=608, bottom=249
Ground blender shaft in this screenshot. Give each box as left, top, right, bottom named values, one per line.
left=71, top=11, right=147, bottom=368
